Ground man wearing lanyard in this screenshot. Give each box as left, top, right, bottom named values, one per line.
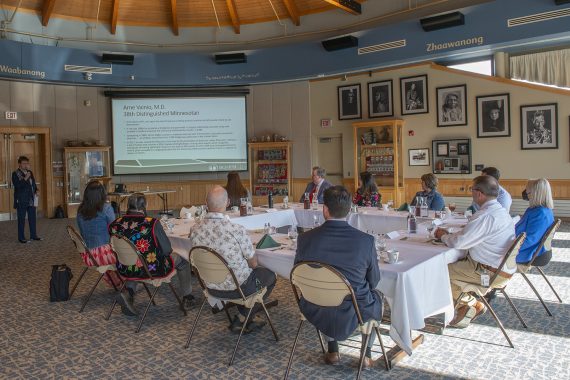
left=12, top=156, right=42, bottom=243
left=299, top=166, right=333, bottom=204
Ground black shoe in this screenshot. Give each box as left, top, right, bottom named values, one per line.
left=246, top=316, right=267, bottom=332
left=229, top=315, right=250, bottom=334
left=116, top=292, right=138, bottom=316
left=31, top=237, right=43, bottom=241
left=182, top=294, right=196, bottom=310
left=19, top=239, right=30, bottom=244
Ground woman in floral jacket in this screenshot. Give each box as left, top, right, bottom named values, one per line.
left=352, top=171, right=381, bottom=207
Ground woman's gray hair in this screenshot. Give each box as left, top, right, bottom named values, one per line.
left=527, top=178, right=554, bottom=209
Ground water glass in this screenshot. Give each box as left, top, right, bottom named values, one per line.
left=375, top=234, right=387, bottom=253
left=409, top=205, right=416, bottom=215
left=387, top=200, right=394, bottom=210
left=288, top=225, right=298, bottom=242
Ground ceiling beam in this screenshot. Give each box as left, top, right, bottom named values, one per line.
left=282, top=0, right=300, bottom=26
left=322, top=0, right=361, bottom=15
left=171, top=0, right=179, bottom=36
left=225, top=0, right=240, bottom=34
left=111, top=0, right=120, bottom=34
left=42, top=0, right=56, bottom=26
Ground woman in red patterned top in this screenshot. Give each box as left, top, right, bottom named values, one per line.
left=352, top=171, right=381, bottom=207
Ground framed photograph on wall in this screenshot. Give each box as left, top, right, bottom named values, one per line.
left=368, top=80, right=393, bottom=118
left=520, top=103, right=558, bottom=150
left=400, top=75, right=428, bottom=115
left=338, top=84, right=362, bottom=120
left=457, top=142, right=469, bottom=155
left=408, top=148, right=430, bottom=166
left=436, top=84, right=467, bottom=127
left=436, top=142, right=449, bottom=156
left=476, top=93, right=510, bottom=138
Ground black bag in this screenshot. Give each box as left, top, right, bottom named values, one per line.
left=53, top=205, right=65, bottom=219
left=49, top=264, right=73, bottom=302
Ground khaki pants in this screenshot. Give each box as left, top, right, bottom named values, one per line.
left=448, top=256, right=509, bottom=306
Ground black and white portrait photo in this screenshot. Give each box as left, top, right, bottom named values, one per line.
left=338, top=84, right=361, bottom=120
left=520, top=103, right=558, bottom=150
left=477, top=94, right=511, bottom=138
left=400, top=75, right=428, bottom=115
left=368, top=80, right=393, bottom=118
left=437, top=84, right=467, bottom=127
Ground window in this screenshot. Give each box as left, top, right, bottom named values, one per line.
left=447, top=59, right=493, bottom=76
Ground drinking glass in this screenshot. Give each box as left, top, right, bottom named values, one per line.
left=387, top=200, right=394, bottom=210
left=426, top=221, right=436, bottom=236
left=448, top=202, right=456, bottom=212
left=375, top=234, right=387, bottom=253
left=313, top=214, right=320, bottom=227
left=409, top=205, right=416, bottom=215
left=288, top=225, right=298, bottom=242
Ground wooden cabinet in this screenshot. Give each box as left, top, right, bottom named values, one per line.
left=248, top=142, right=292, bottom=206
left=63, top=146, right=111, bottom=217
left=353, top=120, right=405, bottom=206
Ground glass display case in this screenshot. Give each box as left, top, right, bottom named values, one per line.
left=432, top=138, right=472, bottom=174
left=353, top=120, right=405, bottom=206
left=63, top=146, right=111, bottom=217
left=248, top=142, right=292, bottom=206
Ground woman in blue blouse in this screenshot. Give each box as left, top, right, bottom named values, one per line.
left=515, top=178, right=555, bottom=265
left=410, top=173, right=445, bottom=211
left=76, top=180, right=121, bottom=287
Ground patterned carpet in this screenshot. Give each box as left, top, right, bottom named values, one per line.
left=1, top=218, right=569, bottom=379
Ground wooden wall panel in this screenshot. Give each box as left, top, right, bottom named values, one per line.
left=54, top=86, right=78, bottom=147
left=10, top=82, right=35, bottom=127
left=76, top=87, right=99, bottom=141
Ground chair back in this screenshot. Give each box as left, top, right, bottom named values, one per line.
left=66, top=225, right=88, bottom=255
left=490, top=233, right=526, bottom=287
left=110, top=235, right=141, bottom=267
left=529, top=219, right=561, bottom=265
left=291, top=261, right=364, bottom=324
left=190, top=246, right=244, bottom=298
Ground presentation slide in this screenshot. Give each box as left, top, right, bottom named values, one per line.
left=111, top=97, right=248, bottom=175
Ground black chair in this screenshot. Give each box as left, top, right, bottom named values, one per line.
left=518, top=219, right=562, bottom=316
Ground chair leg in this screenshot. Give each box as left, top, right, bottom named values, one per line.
left=106, top=273, right=119, bottom=292
left=79, top=273, right=105, bottom=313
left=316, top=328, right=326, bottom=354
left=260, top=302, right=279, bottom=342
left=168, top=283, right=187, bottom=316
left=184, top=298, right=207, bottom=349
left=356, top=333, right=371, bottom=380
left=105, top=282, right=127, bottom=320
left=499, top=289, right=527, bottom=328
left=136, top=286, right=160, bottom=333
left=374, top=326, right=391, bottom=371
left=479, top=294, right=514, bottom=348
left=536, top=267, right=563, bottom=303
left=283, top=320, right=304, bottom=380
left=521, top=272, right=553, bottom=316
left=142, top=283, right=157, bottom=306
left=229, top=307, right=254, bottom=366
left=69, top=267, right=89, bottom=299
left=222, top=301, right=233, bottom=324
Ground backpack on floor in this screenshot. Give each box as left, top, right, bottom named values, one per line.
left=49, top=264, right=73, bottom=302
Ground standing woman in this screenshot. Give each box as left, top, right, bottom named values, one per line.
left=224, top=171, right=250, bottom=209
left=76, top=181, right=121, bottom=287
left=515, top=178, right=555, bottom=266
left=352, top=171, right=381, bottom=207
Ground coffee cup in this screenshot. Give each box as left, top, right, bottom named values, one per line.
left=464, top=210, right=473, bottom=218
left=388, top=250, right=399, bottom=264
left=382, top=204, right=389, bottom=211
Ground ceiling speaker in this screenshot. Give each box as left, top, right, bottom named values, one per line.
left=555, top=0, right=570, bottom=5
left=214, top=53, right=247, bottom=64
left=101, top=53, right=134, bottom=65
left=322, top=35, right=359, bottom=52
left=420, top=11, right=465, bottom=32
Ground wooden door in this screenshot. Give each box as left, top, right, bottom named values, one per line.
left=0, top=134, right=10, bottom=217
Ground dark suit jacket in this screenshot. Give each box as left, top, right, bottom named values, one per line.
left=298, top=179, right=333, bottom=204
left=294, top=220, right=382, bottom=341
left=12, top=169, right=38, bottom=209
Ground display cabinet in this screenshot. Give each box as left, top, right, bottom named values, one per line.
left=248, top=142, right=292, bottom=206
left=353, top=120, right=405, bottom=206
left=432, top=138, right=472, bottom=174
left=63, top=146, right=111, bottom=217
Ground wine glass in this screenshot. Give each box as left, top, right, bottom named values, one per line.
left=375, top=234, right=387, bottom=253
left=426, top=221, right=436, bottom=237
left=288, top=225, right=298, bottom=242
left=448, top=202, right=456, bottom=213
left=409, top=205, right=416, bottom=215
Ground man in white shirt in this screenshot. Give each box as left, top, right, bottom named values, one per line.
left=435, top=175, right=515, bottom=328
left=190, top=186, right=276, bottom=333
left=471, top=167, right=512, bottom=213
left=299, top=166, right=333, bottom=204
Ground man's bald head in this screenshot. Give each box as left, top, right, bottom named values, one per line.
left=206, top=185, right=228, bottom=212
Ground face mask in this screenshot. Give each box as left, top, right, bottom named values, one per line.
left=522, top=189, right=529, bottom=201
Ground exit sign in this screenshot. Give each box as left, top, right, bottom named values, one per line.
left=5, top=111, right=17, bottom=120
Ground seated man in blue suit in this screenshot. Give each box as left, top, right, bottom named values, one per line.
left=295, top=186, right=382, bottom=369
left=298, top=166, right=333, bottom=204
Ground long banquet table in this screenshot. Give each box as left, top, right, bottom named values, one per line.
left=165, top=205, right=467, bottom=356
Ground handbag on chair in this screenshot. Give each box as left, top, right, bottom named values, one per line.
left=49, top=264, right=73, bottom=302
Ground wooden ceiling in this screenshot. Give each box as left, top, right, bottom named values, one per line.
left=2, top=0, right=365, bottom=35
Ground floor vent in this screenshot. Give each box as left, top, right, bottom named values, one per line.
left=358, top=39, right=406, bottom=55
left=508, top=7, right=570, bottom=27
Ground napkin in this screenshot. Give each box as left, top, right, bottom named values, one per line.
left=256, top=234, right=281, bottom=249
left=386, top=231, right=400, bottom=239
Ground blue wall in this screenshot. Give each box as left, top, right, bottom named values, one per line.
left=0, top=0, right=569, bottom=86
